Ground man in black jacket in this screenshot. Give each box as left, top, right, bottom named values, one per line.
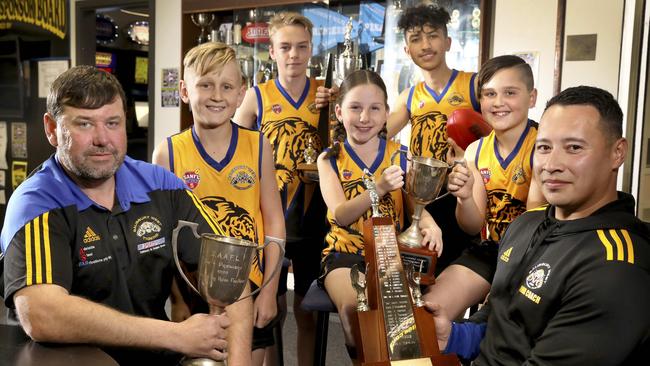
left=428, top=85, right=650, bottom=365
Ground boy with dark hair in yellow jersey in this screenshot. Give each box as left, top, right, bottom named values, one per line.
left=233, top=11, right=327, bottom=366
left=317, top=4, right=481, bottom=274
left=152, top=42, right=285, bottom=366
left=423, top=55, right=545, bottom=320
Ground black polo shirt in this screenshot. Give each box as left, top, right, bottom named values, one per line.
left=1, top=155, right=224, bottom=320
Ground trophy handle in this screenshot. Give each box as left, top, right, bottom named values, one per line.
left=235, top=239, right=286, bottom=302
left=432, top=160, right=467, bottom=202
left=171, top=220, right=202, bottom=296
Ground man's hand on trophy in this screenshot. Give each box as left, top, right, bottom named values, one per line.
left=315, top=85, right=339, bottom=109
left=423, top=302, right=452, bottom=351
left=419, top=222, right=443, bottom=256
left=376, top=165, right=404, bottom=197
left=176, top=312, right=230, bottom=360
left=253, top=287, right=278, bottom=328
left=447, top=158, right=474, bottom=200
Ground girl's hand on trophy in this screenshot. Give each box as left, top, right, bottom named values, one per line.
left=177, top=312, right=230, bottom=360
left=315, top=85, right=339, bottom=109
left=447, top=159, right=473, bottom=199
left=253, top=288, right=278, bottom=328
left=376, top=165, right=404, bottom=197
left=420, top=225, right=443, bottom=257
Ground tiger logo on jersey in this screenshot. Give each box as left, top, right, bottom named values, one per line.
left=411, top=111, right=448, bottom=160
left=486, top=189, right=526, bottom=241
left=261, top=117, right=322, bottom=187
left=201, top=196, right=257, bottom=243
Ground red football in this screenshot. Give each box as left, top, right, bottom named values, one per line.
left=446, top=109, right=492, bottom=150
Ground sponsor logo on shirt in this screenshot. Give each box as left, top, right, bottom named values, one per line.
left=480, top=168, right=491, bottom=184
left=447, top=92, right=466, bottom=106
left=418, top=100, right=425, bottom=109
left=512, top=165, right=527, bottom=185
left=183, top=170, right=200, bottom=189
left=228, top=165, right=256, bottom=190
left=137, top=237, right=166, bottom=254
left=83, top=226, right=101, bottom=243
left=272, top=104, right=282, bottom=114
left=342, top=169, right=353, bottom=180
left=133, top=216, right=162, bottom=241
left=500, top=246, right=513, bottom=262
left=78, top=245, right=112, bottom=267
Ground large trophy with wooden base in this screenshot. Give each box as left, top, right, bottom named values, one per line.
left=350, top=170, right=459, bottom=366
left=297, top=17, right=362, bottom=182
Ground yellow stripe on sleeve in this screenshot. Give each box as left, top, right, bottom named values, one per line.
left=185, top=190, right=225, bottom=236
left=597, top=230, right=613, bottom=261
left=34, top=217, right=42, bottom=284
left=43, top=212, right=53, bottom=283
left=609, top=229, right=624, bottom=261
left=621, top=230, right=635, bottom=264
left=25, top=222, right=32, bottom=286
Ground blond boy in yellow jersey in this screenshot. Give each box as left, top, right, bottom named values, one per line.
left=153, top=42, right=285, bottom=366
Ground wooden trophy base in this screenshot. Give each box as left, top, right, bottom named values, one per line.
left=397, top=244, right=437, bottom=286
left=353, top=217, right=459, bottom=366
left=297, top=162, right=319, bottom=182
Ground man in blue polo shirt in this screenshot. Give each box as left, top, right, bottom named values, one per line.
left=1, top=65, right=253, bottom=365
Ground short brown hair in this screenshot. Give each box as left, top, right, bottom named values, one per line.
left=183, top=41, right=241, bottom=80
left=478, top=55, right=534, bottom=96
left=268, top=12, right=313, bottom=41
left=47, top=65, right=127, bottom=121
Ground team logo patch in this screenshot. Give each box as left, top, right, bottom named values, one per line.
left=83, top=226, right=101, bottom=243
left=512, top=165, right=527, bottom=185
left=447, top=92, right=466, bottom=106
left=228, top=165, right=256, bottom=190
left=480, top=168, right=491, bottom=184
left=418, top=100, right=425, bottom=109
left=132, top=216, right=163, bottom=241
left=342, top=169, right=353, bottom=180
left=272, top=104, right=282, bottom=114
left=307, top=102, right=319, bottom=114
left=183, top=170, right=200, bottom=189
left=525, top=263, right=551, bottom=290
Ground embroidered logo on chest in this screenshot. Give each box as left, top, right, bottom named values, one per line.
left=480, top=168, right=491, bottom=184
left=133, top=216, right=163, bottom=241
left=526, top=263, right=551, bottom=290
left=272, top=104, right=282, bottom=114
left=512, top=165, right=527, bottom=185
left=447, top=92, right=466, bottom=106
left=228, top=165, right=256, bottom=190
left=83, top=226, right=101, bottom=243
left=183, top=170, right=200, bottom=189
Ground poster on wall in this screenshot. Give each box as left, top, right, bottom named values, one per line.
left=0, top=170, right=5, bottom=204
left=161, top=68, right=180, bottom=108
left=38, top=60, right=70, bottom=98
left=11, top=122, right=28, bottom=159
left=0, top=121, right=8, bottom=169
left=12, top=161, right=27, bottom=190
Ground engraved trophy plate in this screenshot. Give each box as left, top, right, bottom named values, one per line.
left=352, top=171, right=459, bottom=365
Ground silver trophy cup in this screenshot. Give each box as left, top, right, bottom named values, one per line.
left=190, top=13, right=215, bottom=44
left=391, top=151, right=462, bottom=248
left=171, top=220, right=284, bottom=365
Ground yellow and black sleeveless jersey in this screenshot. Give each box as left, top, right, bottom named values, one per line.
left=254, top=78, right=323, bottom=240
left=322, top=139, right=407, bottom=257
left=167, top=122, right=265, bottom=286
left=474, top=119, right=538, bottom=242
left=407, top=70, right=479, bottom=161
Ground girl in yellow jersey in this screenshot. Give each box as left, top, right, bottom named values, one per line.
left=423, top=55, right=546, bottom=320
left=152, top=42, right=285, bottom=366
left=316, top=70, right=443, bottom=357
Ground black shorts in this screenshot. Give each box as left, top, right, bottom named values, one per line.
left=317, top=252, right=366, bottom=288
left=277, top=238, right=325, bottom=297
left=250, top=282, right=280, bottom=350
left=452, top=240, right=499, bottom=283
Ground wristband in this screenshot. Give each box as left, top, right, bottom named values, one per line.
left=264, top=235, right=286, bottom=250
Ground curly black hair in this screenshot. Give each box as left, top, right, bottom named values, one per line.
left=397, top=4, right=451, bottom=38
